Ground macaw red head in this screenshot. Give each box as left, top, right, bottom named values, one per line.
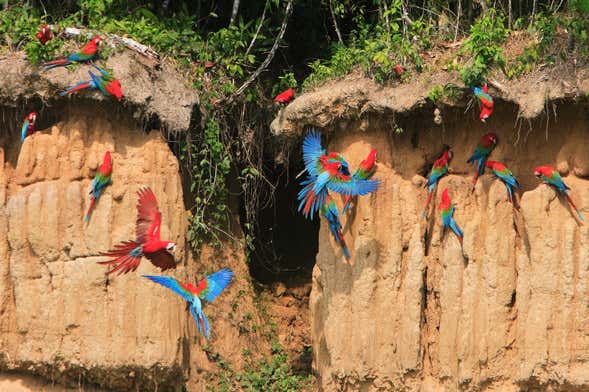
left=92, top=36, right=104, bottom=46
left=485, top=160, right=498, bottom=169
left=361, top=149, right=377, bottom=170
left=27, top=112, right=37, bottom=124
left=103, top=150, right=112, bottom=165
left=166, top=241, right=176, bottom=252
left=106, top=80, right=123, bottom=101
left=480, top=107, right=493, bottom=122
left=440, top=188, right=451, bottom=210
left=482, top=83, right=489, bottom=93
left=441, top=145, right=453, bottom=162
left=482, top=132, right=498, bottom=147
left=534, top=165, right=554, bottom=179
left=274, top=88, right=295, bottom=104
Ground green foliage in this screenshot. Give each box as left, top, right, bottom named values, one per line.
left=183, top=119, right=232, bottom=249
left=207, top=342, right=311, bottom=392
left=271, top=71, right=298, bottom=97
left=303, top=0, right=431, bottom=88
left=458, top=10, right=508, bottom=85
left=427, top=83, right=462, bottom=103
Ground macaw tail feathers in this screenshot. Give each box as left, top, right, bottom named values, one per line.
left=84, top=197, right=96, bottom=223
left=506, top=185, right=514, bottom=204
left=41, top=58, right=71, bottom=70
left=97, top=240, right=143, bottom=275
left=565, top=193, right=584, bottom=221
left=61, top=81, right=92, bottom=96
left=190, top=306, right=210, bottom=339
left=341, top=195, right=353, bottom=214
left=338, top=232, right=351, bottom=260
left=422, top=188, right=434, bottom=218
left=450, top=219, right=464, bottom=244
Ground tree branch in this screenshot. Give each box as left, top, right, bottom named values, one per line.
left=244, top=0, right=269, bottom=58
left=329, top=0, right=344, bottom=44
left=230, top=0, right=294, bottom=101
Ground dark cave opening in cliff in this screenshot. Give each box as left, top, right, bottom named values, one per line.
left=239, top=159, right=320, bottom=286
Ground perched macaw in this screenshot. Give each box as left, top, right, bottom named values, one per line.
left=440, top=188, right=464, bottom=246
left=274, top=88, right=294, bottom=105
left=534, top=165, right=584, bottom=221
left=341, top=148, right=377, bottom=214
left=98, top=187, right=177, bottom=275
left=85, top=151, right=113, bottom=223
left=473, top=84, right=494, bottom=122
left=41, top=36, right=103, bottom=70
left=61, top=65, right=122, bottom=101
left=321, top=194, right=350, bottom=260
left=486, top=160, right=519, bottom=205
left=144, top=269, right=233, bottom=339
left=422, top=145, right=453, bottom=218
left=35, top=24, right=53, bottom=45
left=467, top=132, right=498, bottom=190
left=298, top=130, right=380, bottom=219
left=21, top=112, right=37, bottom=143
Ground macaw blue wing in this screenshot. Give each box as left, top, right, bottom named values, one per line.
left=327, top=177, right=380, bottom=196
left=196, top=268, right=234, bottom=302
left=143, top=275, right=194, bottom=302
left=302, top=130, right=325, bottom=177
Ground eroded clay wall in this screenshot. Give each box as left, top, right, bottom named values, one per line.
left=310, top=104, right=589, bottom=391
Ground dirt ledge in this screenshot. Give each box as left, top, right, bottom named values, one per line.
left=0, top=49, right=198, bottom=133
left=270, top=64, right=589, bottom=139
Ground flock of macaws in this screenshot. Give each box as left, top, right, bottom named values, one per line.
left=18, top=28, right=586, bottom=336
left=19, top=31, right=232, bottom=340
left=299, top=84, right=584, bottom=260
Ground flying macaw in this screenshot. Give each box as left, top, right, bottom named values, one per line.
left=422, top=145, right=453, bottom=218
left=298, top=130, right=380, bottom=219
left=143, top=269, right=234, bottom=339
left=274, top=88, right=294, bottom=105
left=467, top=132, right=498, bottom=190
left=98, top=187, right=177, bottom=275
left=534, top=165, right=584, bottom=221
left=321, top=194, right=350, bottom=260
left=85, top=151, right=113, bottom=223
left=341, top=148, right=377, bottom=214
left=61, top=65, right=122, bottom=101
left=440, top=188, right=464, bottom=246
left=21, top=112, right=37, bottom=143
left=35, top=24, right=53, bottom=45
left=41, top=36, right=103, bottom=70
left=473, top=84, right=494, bottom=122
left=486, top=160, right=519, bottom=205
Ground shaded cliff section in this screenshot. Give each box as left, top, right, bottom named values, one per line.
left=272, top=73, right=589, bottom=391
left=0, top=50, right=271, bottom=391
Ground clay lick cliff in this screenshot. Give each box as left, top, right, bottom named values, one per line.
left=0, top=46, right=275, bottom=391
left=271, top=70, right=589, bottom=391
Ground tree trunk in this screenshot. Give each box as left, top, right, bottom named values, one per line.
left=329, top=0, right=344, bottom=44
left=229, top=0, right=240, bottom=27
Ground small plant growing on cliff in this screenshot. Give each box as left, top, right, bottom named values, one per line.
left=458, top=10, right=508, bottom=86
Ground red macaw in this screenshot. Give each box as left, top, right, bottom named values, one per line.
left=144, top=268, right=234, bottom=339
left=21, top=112, right=37, bottom=143
left=486, top=160, right=519, bottom=205
left=467, top=132, right=498, bottom=190
left=321, top=194, right=350, bottom=260
left=473, top=84, right=494, bottom=122
left=422, top=145, right=453, bottom=218
left=274, top=88, right=294, bottom=105
left=298, top=130, right=380, bottom=219
left=85, top=151, right=113, bottom=223
left=35, top=24, right=53, bottom=45
left=440, top=188, right=464, bottom=246
left=61, top=65, right=122, bottom=101
left=98, top=187, right=177, bottom=275
left=41, top=36, right=103, bottom=70
left=534, top=165, right=584, bottom=221
left=341, top=148, right=377, bottom=214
